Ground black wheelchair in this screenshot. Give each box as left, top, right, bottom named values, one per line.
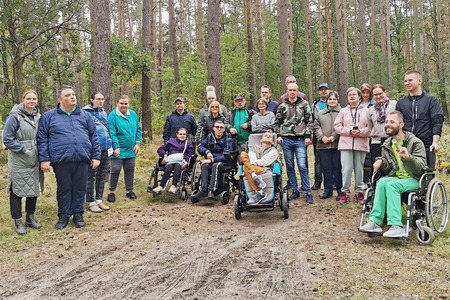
left=358, top=168, right=448, bottom=244
left=147, top=154, right=198, bottom=200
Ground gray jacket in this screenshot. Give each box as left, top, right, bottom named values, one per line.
left=251, top=111, right=275, bottom=133
left=313, top=107, right=341, bottom=150
left=248, top=145, right=278, bottom=170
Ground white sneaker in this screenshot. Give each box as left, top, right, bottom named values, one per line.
left=168, top=185, right=177, bottom=194
left=97, top=202, right=110, bottom=210
left=359, top=220, right=382, bottom=233
left=153, top=186, right=163, bottom=194
left=88, top=204, right=102, bottom=213
left=383, top=225, right=409, bottom=238
left=253, top=174, right=267, bottom=190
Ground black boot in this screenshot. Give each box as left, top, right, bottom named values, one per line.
left=55, top=215, right=70, bottom=230
left=73, top=213, right=85, bottom=228
left=14, top=219, right=27, bottom=235
left=25, top=213, right=42, bottom=230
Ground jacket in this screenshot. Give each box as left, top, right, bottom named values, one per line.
left=251, top=111, right=275, bottom=133
left=3, top=104, right=42, bottom=197
left=108, top=108, right=142, bottom=159
left=334, top=104, right=370, bottom=152
left=275, top=96, right=313, bottom=138
left=314, top=106, right=341, bottom=150
left=82, top=104, right=112, bottom=150
left=198, top=132, right=236, bottom=163
left=163, top=110, right=197, bottom=142
left=248, top=145, right=278, bottom=170
left=198, top=103, right=228, bottom=123
left=195, top=113, right=229, bottom=143
left=253, top=100, right=278, bottom=114
left=379, top=132, right=427, bottom=180
left=367, top=100, right=397, bottom=142
left=229, top=107, right=253, bottom=145
left=395, top=92, right=444, bottom=147
left=37, top=104, right=100, bottom=165
left=157, top=137, right=195, bottom=162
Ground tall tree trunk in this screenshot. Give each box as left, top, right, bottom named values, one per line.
left=435, top=0, right=448, bottom=118
left=278, top=0, right=292, bottom=82
left=179, top=0, right=184, bottom=62
left=324, top=0, right=334, bottom=87
left=288, top=0, right=294, bottom=64
left=379, top=0, right=386, bottom=85
left=169, top=0, right=181, bottom=94
left=318, top=0, right=325, bottom=83
left=413, top=0, right=422, bottom=71
left=335, top=0, right=348, bottom=105
left=358, top=0, right=368, bottom=83
left=207, top=0, right=222, bottom=101
left=304, top=0, right=313, bottom=102
left=150, top=0, right=159, bottom=93
left=125, top=0, right=134, bottom=44
left=196, top=0, right=206, bottom=63
left=385, top=0, right=392, bottom=95
left=118, top=0, right=125, bottom=38
left=420, top=0, right=430, bottom=92
left=142, top=0, right=153, bottom=140
left=256, top=0, right=266, bottom=85
left=352, top=1, right=358, bottom=85
left=159, top=0, right=164, bottom=99
left=90, top=0, right=112, bottom=112
left=369, top=0, right=375, bottom=84
left=244, top=0, right=257, bottom=102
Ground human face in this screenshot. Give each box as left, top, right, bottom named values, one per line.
left=347, top=90, right=360, bottom=107
left=404, top=73, right=422, bottom=94
left=385, top=115, right=403, bottom=136
left=261, top=132, right=274, bottom=145
left=287, top=83, right=298, bottom=101
left=326, top=95, right=338, bottom=109
left=319, top=87, right=329, bottom=100
left=257, top=101, right=268, bottom=112
left=213, top=123, right=225, bottom=137
left=176, top=129, right=187, bottom=141
left=207, top=97, right=216, bottom=104
left=260, top=87, right=271, bottom=100
left=92, top=93, right=105, bottom=108
left=117, top=98, right=130, bottom=114
left=234, top=98, right=246, bottom=109
left=361, top=90, right=371, bottom=102
left=175, top=100, right=185, bottom=112
left=372, top=88, right=386, bottom=103
left=58, top=88, right=77, bottom=110
left=22, top=92, right=38, bottom=113
left=210, top=103, right=220, bottom=114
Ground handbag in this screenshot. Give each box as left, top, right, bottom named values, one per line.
left=165, top=140, right=188, bottom=162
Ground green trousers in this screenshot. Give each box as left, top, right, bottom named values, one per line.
left=369, top=176, right=419, bottom=226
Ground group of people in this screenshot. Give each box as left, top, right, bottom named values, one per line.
left=3, top=70, right=444, bottom=238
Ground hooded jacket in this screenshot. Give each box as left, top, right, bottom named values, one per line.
left=163, top=109, right=197, bottom=142
left=157, top=137, right=195, bottom=162
left=275, top=96, right=313, bottom=138
left=82, top=104, right=112, bottom=150
left=314, top=106, right=341, bottom=150
left=198, top=132, right=236, bottom=163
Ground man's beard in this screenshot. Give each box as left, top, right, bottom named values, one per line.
left=386, top=127, right=399, bottom=136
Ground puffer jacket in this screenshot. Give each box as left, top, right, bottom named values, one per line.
left=3, top=103, right=42, bottom=197
left=367, top=100, right=397, bottom=141
left=379, top=132, right=427, bottom=180
left=82, top=104, right=112, bottom=150
left=157, top=137, right=195, bottom=162
left=275, top=96, right=313, bottom=138
left=334, top=104, right=370, bottom=152
left=198, top=103, right=228, bottom=123
left=314, top=106, right=341, bottom=150
left=195, top=113, right=230, bottom=143
left=37, top=104, right=100, bottom=165
left=198, top=132, right=236, bottom=163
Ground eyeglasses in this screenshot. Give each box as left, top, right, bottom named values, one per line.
left=373, top=93, right=384, bottom=97
left=210, top=106, right=219, bottom=108
left=214, top=126, right=225, bottom=129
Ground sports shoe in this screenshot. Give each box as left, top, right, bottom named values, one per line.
left=97, top=202, right=110, bottom=210
left=247, top=191, right=266, bottom=205
left=126, top=191, right=137, bottom=200
left=335, top=190, right=341, bottom=201
left=359, top=220, right=382, bottom=233
left=107, top=193, right=116, bottom=203
left=306, top=193, right=314, bottom=204
left=283, top=181, right=292, bottom=191
left=383, top=225, right=409, bottom=238
left=55, top=215, right=70, bottom=230
left=339, top=191, right=349, bottom=204
left=288, top=190, right=300, bottom=201
left=319, top=192, right=332, bottom=199
left=73, top=214, right=85, bottom=228
left=253, top=175, right=267, bottom=190
left=192, top=190, right=208, bottom=203
left=88, top=204, right=102, bottom=213
left=152, top=185, right=163, bottom=194
left=355, top=192, right=365, bottom=204
left=311, top=182, right=321, bottom=190
left=208, top=190, right=215, bottom=199
left=168, top=185, right=177, bottom=194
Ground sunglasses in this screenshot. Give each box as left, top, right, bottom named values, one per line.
left=210, top=106, right=219, bottom=108
left=214, top=126, right=225, bottom=129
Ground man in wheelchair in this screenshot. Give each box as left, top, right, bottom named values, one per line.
left=191, top=120, right=236, bottom=203
left=359, top=111, right=427, bottom=238
left=241, top=132, right=278, bottom=205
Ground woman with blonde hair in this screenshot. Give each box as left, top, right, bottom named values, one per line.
left=195, top=100, right=230, bottom=142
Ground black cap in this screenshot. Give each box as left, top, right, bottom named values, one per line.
left=174, top=97, right=185, bottom=103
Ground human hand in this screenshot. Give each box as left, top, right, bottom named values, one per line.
left=113, top=148, right=120, bottom=157
left=322, top=136, right=330, bottom=144
left=305, top=138, right=312, bottom=146
left=206, top=152, right=213, bottom=159
left=396, top=146, right=410, bottom=160
left=134, top=144, right=140, bottom=154
left=182, top=162, right=188, bottom=170
left=230, top=128, right=237, bottom=135
left=91, top=159, right=100, bottom=169
left=201, top=159, right=211, bottom=166
left=277, top=137, right=283, bottom=144
left=431, top=142, right=440, bottom=153
left=41, top=161, right=51, bottom=173
left=240, top=123, right=248, bottom=129
left=373, top=159, right=382, bottom=173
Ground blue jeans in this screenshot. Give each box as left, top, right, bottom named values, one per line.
left=281, top=137, right=310, bottom=193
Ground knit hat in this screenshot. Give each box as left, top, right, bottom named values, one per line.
left=207, top=90, right=216, bottom=99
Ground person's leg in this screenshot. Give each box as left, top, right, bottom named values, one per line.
left=425, top=147, right=436, bottom=169
left=53, top=163, right=73, bottom=218
left=282, top=138, right=298, bottom=192
left=385, top=177, right=419, bottom=226
left=86, top=166, right=97, bottom=203
left=340, top=150, right=353, bottom=193
left=354, top=150, right=367, bottom=192
left=294, top=139, right=310, bottom=194
left=95, top=150, right=110, bottom=200
left=209, top=162, right=224, bottom=192
left=9, top=189, right=22, bottom=219
left=241, top=152, right=264, bottom=190
left=25, top=197, right=37, bottom=214
left=171, top=163, right=182, bottom=186
left=71, top=162, right=89, bottom=216
left=160, top=164, right=175, bottom=187
left=200, top=163, right=212, bottom=192
left=109, top=159, right=123, bottom=192
left=369, top=177, right=390, bottom=224
left=313, top=137, right=322, bottom=187
left=318, top=150, right=332, bottom=195
left=123, top=157, right=136, bottom=192
left=331, top=149, right=343, bottom=193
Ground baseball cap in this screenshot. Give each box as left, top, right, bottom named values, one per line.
left=234, top=93, right=245, bottom=101
left=318, top=83, right=330, bottom=90
left=174, top=97, right=185, bottom=103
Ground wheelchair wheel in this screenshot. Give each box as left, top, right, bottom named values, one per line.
left=181, top=188, right=188, bottom=200
left=425, top=178, right=449, bottom=233
left=416, top=226, right=435, bottom=245
left=220, top=191, right=230, bottom=205
left=190, top=160, right=202, bottom=192
left=234, top=195, right=241, bottom=220
left=282, top=192, right=289, bottom=219
left=147, top=167, right=159, bottom=193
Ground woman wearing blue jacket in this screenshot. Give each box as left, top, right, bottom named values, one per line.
left=83, top=92, right=112, bottom=212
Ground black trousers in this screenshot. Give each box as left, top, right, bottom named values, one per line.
left=10, top=186, right=37, bottom=220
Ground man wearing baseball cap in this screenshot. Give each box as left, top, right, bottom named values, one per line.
left=163, top=97, right=197, bottom=142
left=229, top=93, right=253, bottom=152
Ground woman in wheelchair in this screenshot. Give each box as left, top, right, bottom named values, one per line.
left=152, top=128, right=195, bottom=194
left=241, top=132, right=278, bottom=205
left=359, top=111, right=427, bottom=238
left=191, top=120, right=236, bottom=203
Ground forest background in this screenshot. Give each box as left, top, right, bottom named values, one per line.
left=0, top=0, right=448, bottom=141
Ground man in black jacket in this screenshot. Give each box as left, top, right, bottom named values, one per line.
left=163, top=97, right=197, bottom=142
left=396, top=70, right=444, bottom=168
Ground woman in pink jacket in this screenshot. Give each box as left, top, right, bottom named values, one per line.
left=334, top=87, right=370, bottom=204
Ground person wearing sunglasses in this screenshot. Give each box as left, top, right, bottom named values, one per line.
left=195, top=100, right=230, bottom=143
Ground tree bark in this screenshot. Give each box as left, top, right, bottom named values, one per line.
left=358, top=0, right=368, bottom=83
left=244, top=0, right=257, bottom=102
left=304, top=0, right=313, bottom=102
left=278, top=0, right=292, bottom=82
left=318, top=0, right=325, bottom=83
left=159, top=0, right=164, bottom=98
left=142, top=0, right=153, bottom=140
left=335, top=0, right=348, bottom=105
left=196, top=0, right=206, bottom=63
left=168, top=0, right=181, bottom=94
left=369, top=0, right=375, bottom=84
left=324, top=0, right=334, bottom=87
left=385, top=0, right=392, bottom=95
left=207, top=0, right=222, bottom=101
left=380, top=0, right=386, bottom=85
left=352, top=1, right=359, bottom=85
left=435, top=0, right=448, bottom=118
left=179, top=0, right=184, bottom=62
left=256, top=0, right=266, bottom=86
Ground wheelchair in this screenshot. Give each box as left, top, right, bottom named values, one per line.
left=358, top=168, right=448, bottom=245
left=233, top=133, right=289, bottom=220
left=190, top=151, right=239, bottom=205
left=147, top=154, right=198, bottom=200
